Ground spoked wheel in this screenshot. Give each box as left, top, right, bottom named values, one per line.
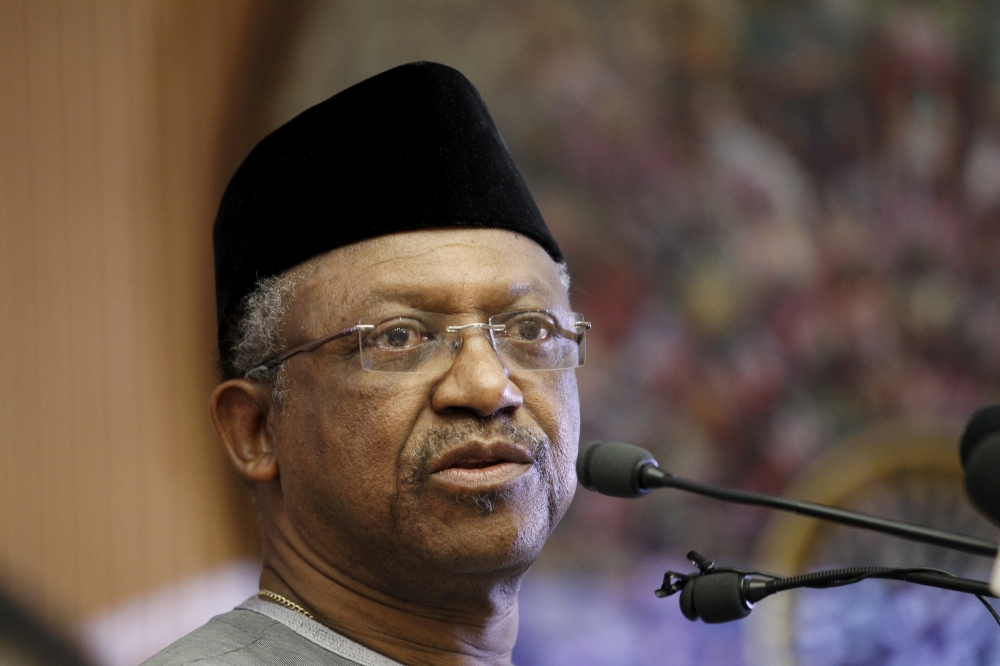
left=746, top=421, right=1000, bottom=666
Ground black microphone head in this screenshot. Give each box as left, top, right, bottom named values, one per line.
left=678, top=572, right=752, bottom=624
left=961, top=406, right=1000, bottom=525
left=577, top=441, right=658, bottom=498
left=960, top=405, right=1000, bottom=468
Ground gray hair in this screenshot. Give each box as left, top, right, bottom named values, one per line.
left=222, top=258, right=572, bottom=397
left=231, top=274, right=304, bottom=380
left=555, top=261, right=571, bottom=292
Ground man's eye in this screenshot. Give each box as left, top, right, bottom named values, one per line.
left=374, top=323, right=429, bottom=349
left=510, top=317, right=552, bottom=342
left=385, top=327, right=413, bottom=347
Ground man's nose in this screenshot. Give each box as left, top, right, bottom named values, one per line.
left=430, top=330, right=523, bottom=417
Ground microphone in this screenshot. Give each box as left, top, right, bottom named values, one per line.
left=679, top=571, right=754, bottom=623
left=959, top=405, right=1000, bottom=597
left=577, top=441, right=999, bottom=557
left=960, top=405, right=1000, bottom=526
left=576, top=439, right=658, bottom=498
left=659, top=550, right=997, bottom=624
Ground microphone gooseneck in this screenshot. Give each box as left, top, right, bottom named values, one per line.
left=960, top=405, right=1000, bottom=526
left=578, top=441, right=999, bottom=557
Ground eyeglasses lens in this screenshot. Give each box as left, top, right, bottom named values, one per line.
left=358, top=311, right=587, bottom=373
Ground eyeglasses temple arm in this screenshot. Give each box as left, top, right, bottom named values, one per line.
left=243, top=324, right=371, bottom=378
left=558, top=320, right=592, bottom=342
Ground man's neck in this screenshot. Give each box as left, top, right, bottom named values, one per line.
left=259, top=537, right=522, bottom=666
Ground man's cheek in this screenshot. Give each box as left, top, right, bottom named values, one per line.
left=319, top=383, right=425, bottom=475
left=514, top=387, right=575, bottom=453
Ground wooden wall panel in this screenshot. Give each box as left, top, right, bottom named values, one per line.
left=0, top=0, right=263, bottom=624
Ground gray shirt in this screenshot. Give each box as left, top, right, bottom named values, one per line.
left=142, top=597, right=405, bottom=666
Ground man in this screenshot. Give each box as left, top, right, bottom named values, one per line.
left=146, top=62, right=588, bottom=665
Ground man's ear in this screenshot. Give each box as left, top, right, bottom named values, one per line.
left=210, top=379, right=279, bottom=483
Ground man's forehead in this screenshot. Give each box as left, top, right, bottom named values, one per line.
left=353, top=278, right=561, bottom=315
left=299, top=229, right=567, bottom=316
left=315, top=229, right=559, bottom=279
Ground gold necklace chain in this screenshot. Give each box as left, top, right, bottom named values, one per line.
left=258, top=589, right=315, bottom=619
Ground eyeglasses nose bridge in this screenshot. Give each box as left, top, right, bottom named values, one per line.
left=443, top=322, right=507, bottom=368
left=445, top=322, right=504, bottom=347
left=444, top=323, right=506, bottom=333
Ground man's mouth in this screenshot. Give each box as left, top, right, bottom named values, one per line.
left=428, top=441, right=535, bottom=490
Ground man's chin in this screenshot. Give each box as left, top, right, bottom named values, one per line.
left=384, top=465, right=563, bottom=588
left=404, top=495, right=551, bottom=575
left=422, top=536, right=543, bottom=587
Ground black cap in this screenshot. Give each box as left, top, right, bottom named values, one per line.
left=214, top=61, right=561, bottom=361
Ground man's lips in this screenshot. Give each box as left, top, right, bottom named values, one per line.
left=428, top=441, right=535, bottom=490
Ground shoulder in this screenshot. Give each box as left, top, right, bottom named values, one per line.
left=141, top=608, right=360, bottom=666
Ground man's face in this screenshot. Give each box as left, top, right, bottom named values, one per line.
left=267, top=228, right=580, bottom=599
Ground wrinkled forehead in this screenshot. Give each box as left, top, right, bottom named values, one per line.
left=289, top=228, right=570, bottom=329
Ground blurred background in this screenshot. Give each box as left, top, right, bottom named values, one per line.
left=4, top=0, right=1000, bottom=664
